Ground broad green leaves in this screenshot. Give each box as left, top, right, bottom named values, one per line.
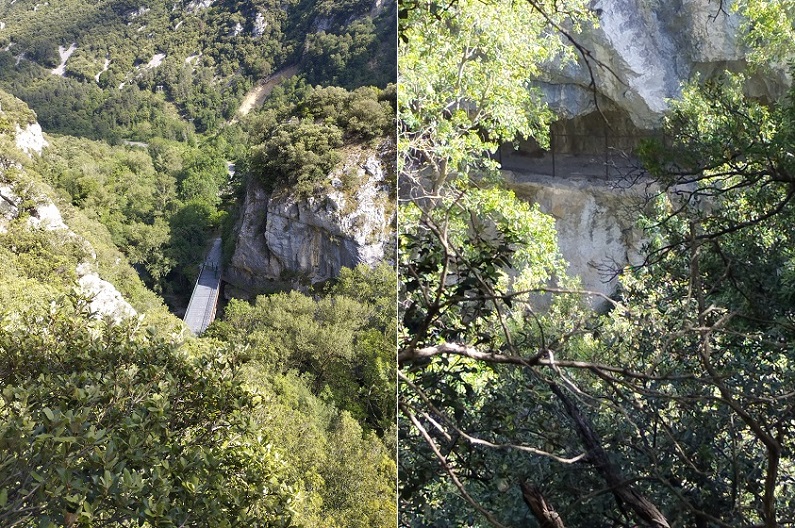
left=203, top=264, right=397, bottom=527
left=623, top=56, right=795, bottom=526
left=734, top=0, right=795, bottom=66
left=0, top=295, right=297, bottom=527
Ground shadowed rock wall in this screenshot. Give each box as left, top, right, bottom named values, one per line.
left=226, top=142, right=395, bottom=294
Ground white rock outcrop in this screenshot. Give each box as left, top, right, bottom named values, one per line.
left=252, top=12, right=266, bottom=37
left=227, top=144, right=394, bottom=292
left=51, top=42, right=77, bottom=77
left=76, top=263, right=137, bottom=320
left=0, top=184, right=67, bottom=232
left=95, top=57, right=110, bottom=82
left=14, top=122, right=48, bottom=156
left=144, top=53, right=166, bottom=69
left=126, top=6, right=150, bottom=20
left=186, top=0, right=214, bottom=13
left=0, top=184, right=136, bottom=320
left=0, top=184, right=23, bottom=230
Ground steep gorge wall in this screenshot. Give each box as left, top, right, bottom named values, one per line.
left=537, top=0, right=788, bottom=130
left=226, top=142, right=395, bottom=295
left=509, top=1, right=789, bottom=298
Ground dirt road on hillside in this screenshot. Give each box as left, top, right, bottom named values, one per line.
left=235, top=64, right=299, bottom=118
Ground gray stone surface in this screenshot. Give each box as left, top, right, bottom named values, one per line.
left=537, top=0, right=790, bottom=129
left=227, top=143, right=394, bottom=292
left=505, top=171, right=648, bottom=305
left=505, top=2, right=792, bottom=304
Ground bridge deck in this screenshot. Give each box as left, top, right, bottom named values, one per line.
left=183, top=237, right=222, bottom=335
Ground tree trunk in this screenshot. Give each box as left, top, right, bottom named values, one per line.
left=520, top=482, right=566, bottom=528
left=549, top=382, right=671, bottom=528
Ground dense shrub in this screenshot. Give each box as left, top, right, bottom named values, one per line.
left=249, top=118, right=343, bottom=194
left=0, top=296, right=297, bottom=527
left=245, top=82, right=394, bottom=193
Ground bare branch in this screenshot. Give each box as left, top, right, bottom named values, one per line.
left=400, top=371, right=587, bottom=464
left=400, top=402, right=511, bottom=528
left=399, top=341, right=700, bottom=383
left=549, top=382, right=671, bottom=528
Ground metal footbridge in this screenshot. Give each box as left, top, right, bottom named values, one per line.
left=183, top=237, right=222, bottom=335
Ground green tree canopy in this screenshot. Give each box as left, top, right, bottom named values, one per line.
left=0, top=295, right=296, bottom=527
left=398, top=0, right=594, bottom=194
left=207, top=263, right=397, bottom=434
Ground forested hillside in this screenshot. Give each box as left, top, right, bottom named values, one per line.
left=0, top=0, right=397, bottom=524
left=0, top=0, right=396, bottom=298
left=0, top=0, right=395, bottom=138
left=399, top=1, right=795, bottom=527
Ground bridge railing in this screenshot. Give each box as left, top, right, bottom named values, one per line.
left=497, top=131, right=667, bottom=180
left=201, top=264, right=222, bottom=332
left=182, top=265, right=204, bottom=327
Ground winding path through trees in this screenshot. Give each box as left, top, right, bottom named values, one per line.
left=234, top=64, right=299, bottom=118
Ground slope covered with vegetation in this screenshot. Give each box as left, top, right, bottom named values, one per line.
left=0, top=0, right=396, bottom=302
left=0, top=0, right=395, bottom=138
left=0, top=0, right=397, bottom=524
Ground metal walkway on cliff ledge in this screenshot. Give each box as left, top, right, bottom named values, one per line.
left=183, top=237, right=222, bottom=335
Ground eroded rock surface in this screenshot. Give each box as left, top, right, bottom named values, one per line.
left=506, top=172, right=647, bottom=304
left=14, top=122, right=48, bottom=156
left=538, top=0, right=789, bottom=129
left=227, top=143, right=394, bottom=293
left=507, top=2, right=789, bottom=303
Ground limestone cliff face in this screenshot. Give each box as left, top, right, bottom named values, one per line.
left=508, top=2, right=786, bottom=301
left=538, top=0, right=789, bottom=129
left=227, top=142, right=394, bottom=293
left=506, top=172, right=647, bottom=303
